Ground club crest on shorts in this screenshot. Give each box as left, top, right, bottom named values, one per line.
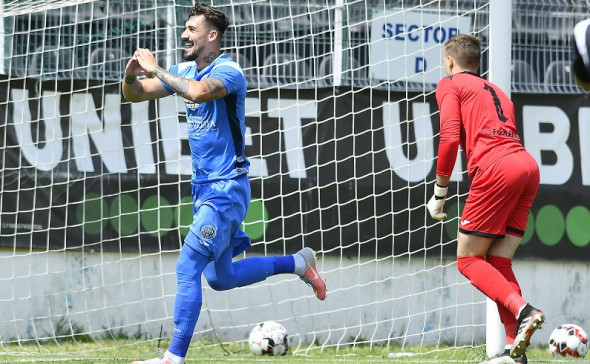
left=200, top=225, right=216, bottom=240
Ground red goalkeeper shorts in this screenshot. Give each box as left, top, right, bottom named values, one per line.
left=459, top=150, right=540, bottom=239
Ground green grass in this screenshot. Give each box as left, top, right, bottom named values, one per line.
left=0, top=340, right=587, bottom=363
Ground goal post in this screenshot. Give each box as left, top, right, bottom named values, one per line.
left=0, top=0, right=508, bottom=356
left=486, top=0, right=513, bottom=358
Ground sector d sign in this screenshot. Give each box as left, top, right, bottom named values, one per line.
left=369, top=9, right=472, bottom=84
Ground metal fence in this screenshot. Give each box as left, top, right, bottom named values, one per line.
left=3, top=0, right=589, bottom=93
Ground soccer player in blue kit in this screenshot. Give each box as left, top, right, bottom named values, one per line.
left=122, top=3, right=326, bottom=364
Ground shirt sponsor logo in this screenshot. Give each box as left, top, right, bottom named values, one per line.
left=482, top=128, right=520, bottom=139
left=184, top=99, right=198, bottom=110
left=187, top=119, right=218, bottom=133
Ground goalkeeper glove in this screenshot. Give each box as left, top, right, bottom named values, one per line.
left=427, top=183, right=448, bottom=221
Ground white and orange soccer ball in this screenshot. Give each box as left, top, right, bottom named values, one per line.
left=548, top=323, right=588, bottom=358
left=248, top=320, right=290, bottom=356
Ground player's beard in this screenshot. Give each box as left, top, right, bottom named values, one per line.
left=184, top=47, right=200, bottom=62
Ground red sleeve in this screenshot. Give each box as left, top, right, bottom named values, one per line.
left=435, top=78, right=461, bottom=177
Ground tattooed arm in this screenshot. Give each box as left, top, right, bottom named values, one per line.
left=152, top=66, right=227, bottom=103
left=124, top=48, right=228, bottom=103
left=122, top=53, right=170, bottom=103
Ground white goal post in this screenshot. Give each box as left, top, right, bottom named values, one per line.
left=0, top=0, right=567, bottom=358
left=486, top=1, right=512, bottom=357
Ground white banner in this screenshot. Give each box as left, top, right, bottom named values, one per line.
left=369, top=9, right=472, bottom=84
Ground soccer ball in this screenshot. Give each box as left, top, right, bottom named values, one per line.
left=548, top=323, right=588, bottom=358
left=248, top=320, right=289, bottom=356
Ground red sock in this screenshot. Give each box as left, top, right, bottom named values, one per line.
left=457, top=256, right=527, bottom=320
left=487, top=255, right=521, bottom=345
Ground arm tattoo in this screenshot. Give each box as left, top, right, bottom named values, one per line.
left=124, top=75, right=137, bottom=84
left=153, top=66, right=190, bottom=95
left=204, top=78, right=226, bottom=96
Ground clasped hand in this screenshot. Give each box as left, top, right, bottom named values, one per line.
left=125, top=48, right=158, bottom=78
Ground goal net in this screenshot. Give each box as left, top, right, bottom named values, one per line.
left=0, top=0, right=499, bottom=355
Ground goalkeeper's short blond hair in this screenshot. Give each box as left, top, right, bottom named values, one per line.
left=443, top=34, right=481, bottom=71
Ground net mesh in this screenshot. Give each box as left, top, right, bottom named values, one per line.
left=0, top=0, right=588, bottom=356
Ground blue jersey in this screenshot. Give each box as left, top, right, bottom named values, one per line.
left=162, top=54, right=249, bottom=184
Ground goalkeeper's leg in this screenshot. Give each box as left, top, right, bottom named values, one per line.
left=456, top=233, right=528, bottom=320
left=486, top=235, right=525, bottom=349
left=487, top=255, right=521, bottom=347
left=457, top=233, right=544, bottom=359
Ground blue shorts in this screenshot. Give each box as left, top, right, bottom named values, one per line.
left=184, top=174, right=252, bottom=261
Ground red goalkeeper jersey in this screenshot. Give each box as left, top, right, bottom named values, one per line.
left=435, top=71, right=525, bottom=179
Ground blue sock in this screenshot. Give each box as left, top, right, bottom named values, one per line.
left=168, top=243, right=210, bottom=357
left=273, top=255, right=295, bottom=274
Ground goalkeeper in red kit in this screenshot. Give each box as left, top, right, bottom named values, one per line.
left=427, top=34, right=544, bottom=364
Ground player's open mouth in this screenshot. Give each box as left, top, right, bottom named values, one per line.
left=185, top=42, right=194, bottom=50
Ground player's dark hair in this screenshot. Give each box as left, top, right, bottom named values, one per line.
left=444, top=34, right=481, bottom=70
left=189, top=3, right=230, bottom=36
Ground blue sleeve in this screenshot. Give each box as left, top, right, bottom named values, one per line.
left=210, top=63, right=247, bottom=95
left=160, top=64, right=179, bottom=95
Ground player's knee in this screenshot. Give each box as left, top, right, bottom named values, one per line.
left=176, top=271, right=198, bottom=284
left=456, top=256, right=483, bottom=276
left=456, top=256, right=467, bottom=274
left=205, top=276, right=234, bottom=291
left=203, top=266, right=236, bottom=291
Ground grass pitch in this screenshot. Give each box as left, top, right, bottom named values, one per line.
left=0, top=340, right=588, bottom=363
